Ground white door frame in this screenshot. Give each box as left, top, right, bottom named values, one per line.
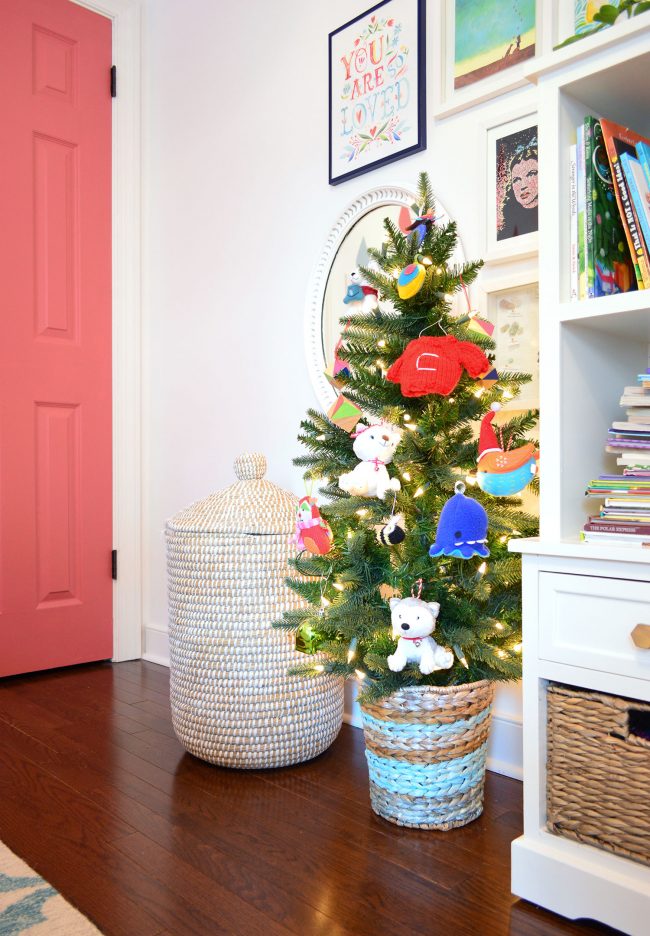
left=71, top=0, right=143, bottom=661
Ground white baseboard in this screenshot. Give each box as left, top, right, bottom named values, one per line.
left=142, top=625, right=523, bottom=780
left=142, top=625, right=170, bottom=668
left=486, top=711, right=523, bottom=780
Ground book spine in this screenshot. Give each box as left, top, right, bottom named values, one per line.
left=569, top=143, right=578, bottom=301
left=611, top=153, right=650, bottom=288
left=584, top=521, right=650, bottom=535
left=577, top=123, right=586, bottom=299
left=584, top=117, right=596, bottom=297
left=637, top=141, right=650, bottom=189
left=621, top=152, right=650, bottom=255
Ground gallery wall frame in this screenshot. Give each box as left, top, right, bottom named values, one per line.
left=329, top=0, right=426, bottom=185
left=480, top=105, right=539, bottom=263
left=431, top=0, right=551, bottom=118
left=479, top=268, right=540, bottom=412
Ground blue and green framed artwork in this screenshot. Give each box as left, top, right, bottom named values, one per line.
left=454, top=0, right=536, bottom=89
left=329, top=0, right=426, bottom=185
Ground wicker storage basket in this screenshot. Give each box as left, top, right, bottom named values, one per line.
left=360, top=680, right=494, bottom=829
left=547, top=683, right=650, bottom=866
left=165, top=452, right=343, bottom=769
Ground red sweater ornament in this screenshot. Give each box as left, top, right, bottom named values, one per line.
left=386, top=335, right=491, bottom=398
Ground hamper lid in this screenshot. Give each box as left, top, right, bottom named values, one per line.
left=166, top=453, right=297, bottom=535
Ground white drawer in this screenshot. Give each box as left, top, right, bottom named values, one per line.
left=538, top=573, right=650, bottom=682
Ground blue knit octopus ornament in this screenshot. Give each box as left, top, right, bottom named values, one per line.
left=429, top=481, right=489, bottom=560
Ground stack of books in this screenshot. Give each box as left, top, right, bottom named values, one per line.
left=582, top=371, right=650, bottom=545
left=609, top=373, right=650, bottom=468
left=570, top=117, right=650, bottom=299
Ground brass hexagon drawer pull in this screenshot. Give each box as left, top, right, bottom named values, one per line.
left=631, top=624, right=650, bottom=649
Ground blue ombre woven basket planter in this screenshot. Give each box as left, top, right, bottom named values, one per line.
left=360, top=681, right=495, bottom=830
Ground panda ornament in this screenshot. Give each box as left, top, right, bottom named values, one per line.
left=387, top=595, right=454, bottom=675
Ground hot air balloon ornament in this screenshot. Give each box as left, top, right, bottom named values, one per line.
left=394, top=205, right=438, bottom=300
left=294, top=495, right=333, bottom=556
left=477, top=403, right=539, bottom=497
left=397, top=262, right=426, bottom=300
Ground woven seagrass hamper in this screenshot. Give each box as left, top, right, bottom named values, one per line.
left=165, top=453, right=344, bottom=769
left=547, top=683, right=650, bottom=866
left=360, top=681, right=494, bottom=829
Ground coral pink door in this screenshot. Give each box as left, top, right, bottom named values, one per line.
left=0, top=0, right=113, bottom=676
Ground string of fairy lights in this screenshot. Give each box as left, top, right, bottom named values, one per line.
left=296, top=245, right=534, bottom=682
left=304, top=427, right=526, bottom=683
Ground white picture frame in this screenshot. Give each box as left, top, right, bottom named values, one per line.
left=481, top=107, right=539, bottom=264
left=431, top=0, right=550, bottom=118
left=479, top=269, right=539, bottom=411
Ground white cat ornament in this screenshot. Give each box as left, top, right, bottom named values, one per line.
left=338, top=422, right=402, bottom=500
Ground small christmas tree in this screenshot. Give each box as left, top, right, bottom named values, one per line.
left=277, top=173, right=538, bottom=702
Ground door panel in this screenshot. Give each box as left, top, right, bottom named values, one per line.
left=0, top=0, right=112, bottom=676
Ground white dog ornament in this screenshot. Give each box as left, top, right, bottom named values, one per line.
left=386, top=596, right=454, bottom=676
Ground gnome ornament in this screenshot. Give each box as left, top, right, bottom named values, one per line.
left=429, top=482, right=489, bottom=559
left=387, top=586, right=454, bottom=675
left=476, top=403, right=539, bottom=497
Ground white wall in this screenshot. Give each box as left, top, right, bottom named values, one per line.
left=141, top=0, right=537, bottom=778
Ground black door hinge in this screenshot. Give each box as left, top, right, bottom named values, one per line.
left=110, top=65, right=117, bottom=98
left=112, top=549, right=118, bottom=580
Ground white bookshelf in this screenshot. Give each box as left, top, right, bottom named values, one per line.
left=511, top=19, right=650, bottom=936
left=535, top=23, right=650, bottom=544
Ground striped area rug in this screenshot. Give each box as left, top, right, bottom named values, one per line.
left=0, top=841, right=100, bottom=934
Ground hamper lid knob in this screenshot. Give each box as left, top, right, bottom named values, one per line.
left=234, top=452, right=267, bottom=481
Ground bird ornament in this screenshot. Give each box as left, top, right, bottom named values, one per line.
left=398, top=205, right=436, bottom=246
left=476, top=404, right=539, bottom=497
left=294, top=495, right=333, bottom=555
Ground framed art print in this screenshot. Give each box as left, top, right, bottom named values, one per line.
left=484, top=110, right=539, bottom=261
left=329, top=0, right=426, bottom=186
left=433, top=1, right=546, bottom=118
left=454, top=0, right=535, bottom=90
left=480, top=272, right=539, bottom=411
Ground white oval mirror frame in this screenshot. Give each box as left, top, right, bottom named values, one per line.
left=305, top=185, right=466, bottom=411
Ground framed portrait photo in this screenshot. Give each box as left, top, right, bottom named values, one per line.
left=480, top=271, right=539, bottom=411
left=328, top=0, right=426, bottom=186
left=483, top=110, right=539, bottom=261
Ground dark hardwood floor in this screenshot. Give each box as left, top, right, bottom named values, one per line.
left=0, top=661, right=617, bottom=936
